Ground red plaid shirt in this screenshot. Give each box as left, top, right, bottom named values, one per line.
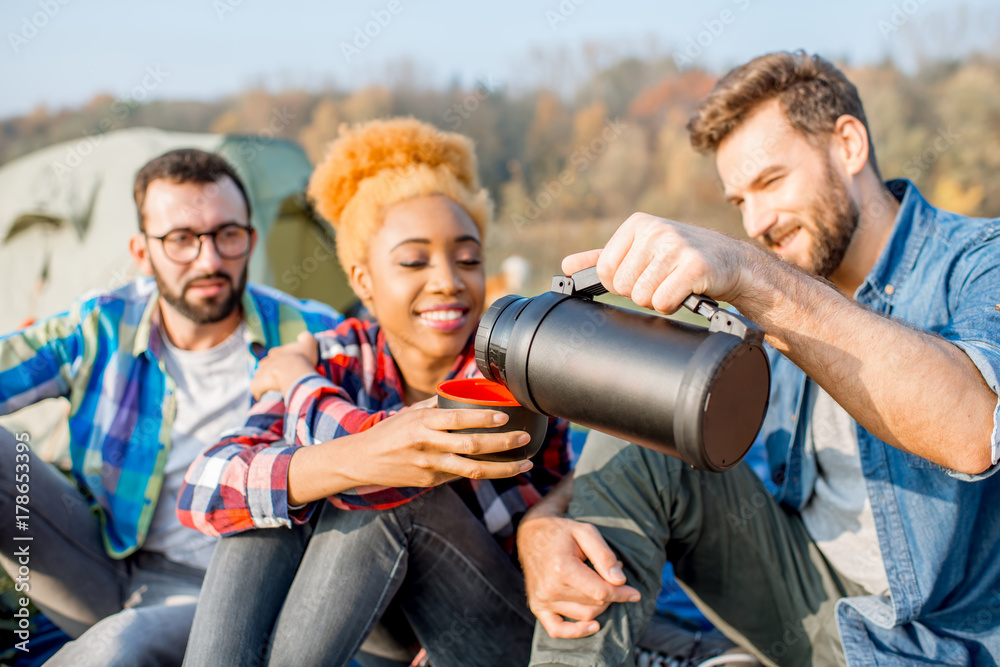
left=177, top=318, right=570, bottom=553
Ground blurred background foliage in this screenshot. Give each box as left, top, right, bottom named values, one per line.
left=3, top=47, right=999, bottom=291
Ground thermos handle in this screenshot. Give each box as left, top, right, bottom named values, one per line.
left=557, top=266, right=765, bottom=344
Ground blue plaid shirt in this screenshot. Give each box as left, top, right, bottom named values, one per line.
left=0, top=277, right=341, bottom=558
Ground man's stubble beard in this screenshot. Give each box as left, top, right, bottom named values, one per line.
left=151, top=261, right=247, bottom=325
left=805, top=164, right=861, bottom=279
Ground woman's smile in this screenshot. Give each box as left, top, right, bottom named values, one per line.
left=418, top=303, right=471, bottom=331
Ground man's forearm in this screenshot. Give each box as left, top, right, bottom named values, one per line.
left=735, top=251, right=996, bottom=474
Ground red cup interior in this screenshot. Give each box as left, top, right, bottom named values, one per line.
left=436, top=378, right=521, bottom=407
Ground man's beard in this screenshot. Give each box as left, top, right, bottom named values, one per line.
left=763, top=164, right=860, bottom=278
left=151, top=262, right=247, bottom=325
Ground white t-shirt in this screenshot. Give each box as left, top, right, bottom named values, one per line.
left=143, top=322, right=252, bottom=571
left=799, top=382, right=890, bottom=596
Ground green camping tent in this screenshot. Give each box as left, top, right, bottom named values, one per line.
left=0, top=127, right=355, bottom=461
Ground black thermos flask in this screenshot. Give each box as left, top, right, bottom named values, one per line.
left=475, top=267, right=771, bottom=472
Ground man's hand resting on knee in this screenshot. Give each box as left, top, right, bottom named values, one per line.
left=516, top=475, right=641, bottom=639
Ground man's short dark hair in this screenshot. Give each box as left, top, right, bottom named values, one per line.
left=687, top=50, right=880, bottom=178
left=133, top=149, right=252, bottom=230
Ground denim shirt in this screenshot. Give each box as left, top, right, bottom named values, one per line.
left=760, top=181, right=1000, bottom=665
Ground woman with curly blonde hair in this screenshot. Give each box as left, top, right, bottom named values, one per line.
left=179, top=118, right=570, bottom=667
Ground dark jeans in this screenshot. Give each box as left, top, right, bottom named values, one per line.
left=183, top=484, right=535, bottom=667
left=0, top=426, right=204, bottom=667
left=529, top=431, right=867, bottom=667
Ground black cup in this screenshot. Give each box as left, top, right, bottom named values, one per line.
left=436, top=378, right=548, bottom=462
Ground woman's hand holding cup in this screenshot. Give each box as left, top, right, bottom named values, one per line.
left=343, top=394, right=536, bottom=490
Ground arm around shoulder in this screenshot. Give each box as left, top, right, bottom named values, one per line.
left=176, top=392, right=312, bottom=536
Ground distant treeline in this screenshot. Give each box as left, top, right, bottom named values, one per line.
left=3, top=53, right=999, bottom=283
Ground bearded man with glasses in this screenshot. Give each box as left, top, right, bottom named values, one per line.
left=143, top=221, right=254, bottom=324
left=0, top=149, right=341, bottom=666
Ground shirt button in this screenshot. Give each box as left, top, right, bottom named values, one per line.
left=885, top=284, right=895, bottom=295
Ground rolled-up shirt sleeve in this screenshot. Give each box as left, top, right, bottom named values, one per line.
left=283, top=372, right=391, bottom=446
left=939, top=231, right=1000, bottom=476
left=282, top=371, right=432, bottom=511
left=177, top=392, right=309, bottom=536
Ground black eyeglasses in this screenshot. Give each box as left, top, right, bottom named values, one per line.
left=146, top=223, right=253, bottom=264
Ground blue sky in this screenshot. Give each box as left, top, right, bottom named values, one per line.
left=2, top=0, right=998, bottom=119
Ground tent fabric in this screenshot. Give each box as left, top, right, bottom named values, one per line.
left=265, top=193, right=355, bottom=315
left=0, top=127, right=355, bottom=331
left=0, top=128, right=224, bottom=332
left=217, top=134, right=317, bottom=287
left=0, top=127, right=355, bottom=463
